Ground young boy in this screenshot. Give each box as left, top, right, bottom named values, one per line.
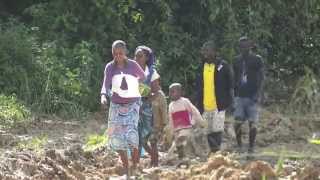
left=168, top=83, right=207, bottom=161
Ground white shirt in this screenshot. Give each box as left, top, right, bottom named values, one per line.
left=144, top=66, right=160, bottom=82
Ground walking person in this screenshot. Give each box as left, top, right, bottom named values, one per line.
left=134, top=45, right=167, bottom=167
left=196, top=40, right=234, bottom=153
left=100, top=40, right=145, bottom=176
left=233, top=36, right=264, bottom=153
left=168, top=83, right=205, bottom=163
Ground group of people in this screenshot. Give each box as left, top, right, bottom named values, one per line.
left=100, top=37, right=264, bottom=175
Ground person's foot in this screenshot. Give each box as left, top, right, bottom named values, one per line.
left=246, top=147, right=255, bottom=160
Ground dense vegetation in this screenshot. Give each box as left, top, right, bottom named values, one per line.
left=0, top=0, right=319, bottom=118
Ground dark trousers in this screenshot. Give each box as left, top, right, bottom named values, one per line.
left=207, top=131, right=222, bottom=152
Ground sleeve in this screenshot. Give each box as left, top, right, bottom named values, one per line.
left=100, top=63, right=112, bottom=96
left=151, top=69, right=160, bottom=82
left=132, top=61, right=146, bottom=82
left=185, top=98, right=204, bottom=126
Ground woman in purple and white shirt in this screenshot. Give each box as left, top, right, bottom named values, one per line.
left=101, top=40, right=145, bottom=175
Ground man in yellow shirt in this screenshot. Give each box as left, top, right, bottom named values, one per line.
left=196, top=41, right=234, bottom=153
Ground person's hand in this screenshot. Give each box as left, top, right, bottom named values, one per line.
left=199, top=119, right=208, bottom=129
left=101, top=95, right=108, bottom=105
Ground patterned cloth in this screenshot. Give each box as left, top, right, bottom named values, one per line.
left=138, top=98, right=153, bottom=141
left=107, top=101, right=140, bottom=150
left=202, top=110, right=225, bottom=133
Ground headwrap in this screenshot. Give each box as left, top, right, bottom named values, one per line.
left=135, top=45, right=156, bottom=85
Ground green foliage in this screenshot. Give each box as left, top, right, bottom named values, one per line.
left=275, top=150, right=284, bottom=175
left=16, top=135, right=48, bottom=152
left=1, top=0, right=320, bottom=116
left=289, top=67, right=320, bottom=113
left=309, top=139, right=320, bottom=145
left=0, top=94, right=30, bottom=129
left=0, top=20, right=39, bottom=103
left=83, top=134, right=108, bottom=152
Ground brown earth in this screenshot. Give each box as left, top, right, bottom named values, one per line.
left=0, top=109, right=319, bottom=180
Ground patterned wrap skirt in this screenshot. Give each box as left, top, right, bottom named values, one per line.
left=138, top=98, right=153, bottom=142
left=107, top=101, right=140, bottom=151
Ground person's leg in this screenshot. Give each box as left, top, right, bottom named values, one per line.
left=148, top=132, right=159, bottom=167
left=207, top=132, right=215, bottom=152
left=212, top=111, right=225, bottom=151
left=150, top=141, right=159, bottom=167
left=142, top=138, right=152, bottom=155
left=207, top=131, right=223, bottom=152
left=176, top=135, right=187, bottom=160
left=118, top=150, right=129, bottom=175
left=248, top=122, right=257, bottom=153
left=215, top=131, right=223, bottom=150
left=233, top=97, right=246, bottom=150
left=176, top=145, right=184, bottom=159
left=137, top=128, right=143, bottom=163
left=247, top=99, right=259, bottom=153
left=131, top=147, right=140, bottom=169
left=203, top=111, right=218, bottom=152
left=234, top=121, right=243, bottom=148
left=137, top=101, right=153, bottom=162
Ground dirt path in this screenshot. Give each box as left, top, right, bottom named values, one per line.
left=0, top=110, right=319, bottom=179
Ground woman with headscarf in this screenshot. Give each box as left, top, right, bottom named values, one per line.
left=100, top=40, right=145, bottom=176
left=134, top=45, right=167, bottom=167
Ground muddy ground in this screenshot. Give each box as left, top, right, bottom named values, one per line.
left=0, top=109, right=320, bottom=180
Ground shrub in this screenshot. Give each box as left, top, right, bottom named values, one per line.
left=0, top=94, right=30, bottom=129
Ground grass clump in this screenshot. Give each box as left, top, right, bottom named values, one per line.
left=0, top=94, right=30, bottom=129
left=83, top=133, right=108, bottom=152
left=17, top=135, right=48, bottom=152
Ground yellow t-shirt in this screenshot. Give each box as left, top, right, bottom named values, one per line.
left=203, top=63, right=217, bottom=111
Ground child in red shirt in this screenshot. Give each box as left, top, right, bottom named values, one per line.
left=168, top=83, right=206, bottom=160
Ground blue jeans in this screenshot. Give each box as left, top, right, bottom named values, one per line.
left=234, top=97, right=259, bottom=122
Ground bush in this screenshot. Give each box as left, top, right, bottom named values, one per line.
left=1, top=0, right=320, bottom=118
left=289, top=67, right=320, bottom=114
left=0, top=94, right=30, bottom=129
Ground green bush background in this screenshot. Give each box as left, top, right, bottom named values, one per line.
left=0, top=0, right=319, bottom=117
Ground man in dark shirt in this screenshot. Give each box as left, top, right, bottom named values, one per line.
left=233, top=37, right=264, bottom=153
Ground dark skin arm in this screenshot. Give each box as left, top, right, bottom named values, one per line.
left=149, top=78, right=161, bottom=100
